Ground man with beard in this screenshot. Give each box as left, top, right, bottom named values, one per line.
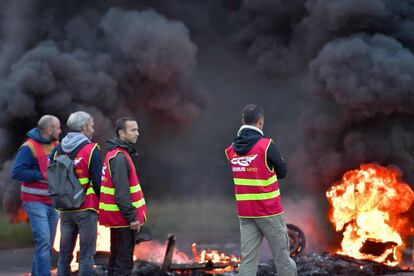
left=12, top=115, right=61, bottom=276
left=99, top=117, right=147, bottom=276
left=225, top=104, right=297, bottom=276
left=55, top=111, right=102, bottom=276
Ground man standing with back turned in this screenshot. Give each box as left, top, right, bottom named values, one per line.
left=99, top=117, right=147, bottom=276
left=12, top=115, right=61, bottom=276
left=225, top=104, right=297, bottom=276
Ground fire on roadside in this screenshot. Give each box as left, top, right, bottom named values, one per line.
left=326, top=163, right=414, bottom=266
left=191, top=242, right=240, bottom=273
left=53, top=223, right=111, bottom=271
left=53, top=223, right=239, bottom=273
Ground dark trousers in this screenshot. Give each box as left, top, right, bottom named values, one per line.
left=57, top=210, right=97, bottom=276
left=108, top=227, right=135, bottom=276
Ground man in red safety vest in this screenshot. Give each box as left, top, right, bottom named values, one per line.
left=12, top=115, right=61, bottom=276
left=99, top=117, right=147, bottom=276
left=55, top=111, right=102, bottom=276
left=225, top=104, right=297, bottom=276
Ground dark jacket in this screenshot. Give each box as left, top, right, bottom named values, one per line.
left=106, top=138, right=138, bottom=224
left=12, top=128, right=52, bottom=182
left=51, top=132, right=102, bottom=197
left=232, top=127, right=287, bottom=179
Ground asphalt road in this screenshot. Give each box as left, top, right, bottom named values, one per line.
left=0, top=248, right=58, bottom=276
left=0, top=248, right=413, bottom=276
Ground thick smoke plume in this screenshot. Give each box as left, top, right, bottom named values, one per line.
left=232, top=0, right=414, bottom=250
left=0, top=6, right=203, bottom=129
left=292, top=34, right=414, bottom=192
left=230, top=0, right=414, bottom=189
left=0, top=2, right=205, bottom=221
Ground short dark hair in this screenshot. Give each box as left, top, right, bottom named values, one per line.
left=242, top=104, right=264, bottom=125
left=115, top=117, right=136, bottom=138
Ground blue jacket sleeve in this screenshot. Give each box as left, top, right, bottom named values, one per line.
left=12, top=146, right=43, bottom=182
left=89, top=147, right=102, bottom=198
left=266, top=141, right=288, bottom=179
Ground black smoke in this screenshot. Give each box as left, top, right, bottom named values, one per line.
left=231, top=0, right=414, bottom=250
left=231, top=0, right=414, bottom=189
left=0, top=1, right=206, bottom=221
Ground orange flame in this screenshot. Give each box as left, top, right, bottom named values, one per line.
left=7, top=207, right=28, bottom=224
left=53, top=222, right=111, bottom=271
left=326, top=163, right=414, bottom=265
left=16, top=207, right=28, bottom=223
left=134, top=240, right=190, bottom=264
left=191, top=243, right=239, bottom=273
left=54, top=223, right=239, bottom=273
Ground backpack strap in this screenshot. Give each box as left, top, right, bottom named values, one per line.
left=56, top=141, right=90, bottom=160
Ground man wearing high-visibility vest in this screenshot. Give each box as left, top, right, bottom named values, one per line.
left=99, top=117, right=147, bottom=276
left=225, top=104, right=297, bottom=276
left=55, top=111, right=102, bottom=276
left=12, top=115, right=61, bottom=276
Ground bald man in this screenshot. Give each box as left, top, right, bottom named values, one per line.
left=12, top=115, right=61, bottom=276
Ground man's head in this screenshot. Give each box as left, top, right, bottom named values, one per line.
left=67, top=111, right=94, bottom=140
left=115, top=117, right=139, bottom=144
left=38, top=115, right=61, bottom=141
left=242, top=104, right=264, bottom=129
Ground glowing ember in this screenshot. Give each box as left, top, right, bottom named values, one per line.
left=193, top=243, right=239, bottom=264
left=16, top=207, right=28, bottom=223
left=134, top=240, right=190, bottom=264
left=135, top=242, right=239, bottom=274
left=191, top=243, right=239, bottom=273
left=326, top=163, right=414, bottom=265
left=54, top=222, right=239, bottom=273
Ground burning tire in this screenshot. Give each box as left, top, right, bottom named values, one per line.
left=287, top=223, right=305, bottom=257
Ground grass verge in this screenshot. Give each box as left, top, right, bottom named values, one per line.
left=0, top=210, right=33, bottom=249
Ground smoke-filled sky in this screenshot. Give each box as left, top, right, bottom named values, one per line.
left=1, top=0, right=414, bottom=251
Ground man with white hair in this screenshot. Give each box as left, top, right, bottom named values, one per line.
left=54, top=111, right=102, bottom=276
left=12, top=115, right=61, bottom=276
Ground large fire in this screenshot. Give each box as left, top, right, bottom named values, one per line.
left=326, top=163, right=414, bottom=265
left=53, top=223, right=239, bottom=273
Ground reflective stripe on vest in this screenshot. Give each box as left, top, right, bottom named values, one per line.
left=73, top=143, right=99, bottom=211
left=99, top=198, right=146, bottom=211
left=99, top=148, right=147, bottom=226
left=20, top=139, right=57, bottom=200
left=235, top=189, right=280, bottom=201
left=233, top=175, right=277, bottom=186
left=21, top=186, right=50, bottom=196
left=58, top=142, right=100, bottom=212
left=100, top=185, right=142, bottom=195
left=79, top=178, right=89, bottom=185
left=85, top=187, right=95, bottom=195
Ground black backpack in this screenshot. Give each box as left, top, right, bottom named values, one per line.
left=47, top=144, right=86, bottom=210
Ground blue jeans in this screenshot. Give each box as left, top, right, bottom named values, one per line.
left=57, top=210, right=97, bottom=276
left=23, top=201, right=59, bottom=276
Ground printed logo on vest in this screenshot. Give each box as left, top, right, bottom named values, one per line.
left=101, top=164, right=107, bottom=181
left=231, top=154, right=257, bottom=167
left=73, top=157, right=83, bottom=166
